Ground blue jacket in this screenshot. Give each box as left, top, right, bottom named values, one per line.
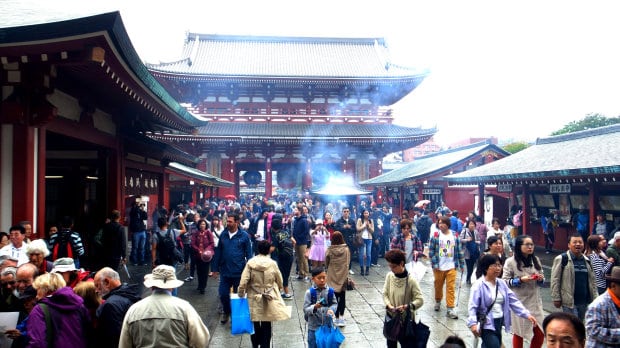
left=212, top=228, right=252, bottom=277
left=293, top=214, right=310, bottom=245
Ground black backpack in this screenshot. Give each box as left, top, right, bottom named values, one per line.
left=274, top=229, right=294, bottom=257
left=52, top=231, right=74, bottom=260
left=156, top=229, right=183, bottom=265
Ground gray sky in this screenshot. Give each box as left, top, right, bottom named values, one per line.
left=3, top=0, right=620, bottom=146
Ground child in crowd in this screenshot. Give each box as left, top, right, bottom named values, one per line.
left=303, top=267, right=338, bottom=348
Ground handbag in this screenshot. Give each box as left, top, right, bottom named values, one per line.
left=315, top=316, right=345, bottom=348
left=346, top=277, right=356, bottom=291
left=200, top=248, right=214, bottom=262
left=353, top=232, right=364, bottom=247
left=230, top=294, right=254, bottom=335
left=465, top=231, right=480, bottom=259
left=383, top=313, right=403, bottom=341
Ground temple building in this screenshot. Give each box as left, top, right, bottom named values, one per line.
left=146, top=33, right=436, bottom=198
left=0, top=12, right=231, bottom=234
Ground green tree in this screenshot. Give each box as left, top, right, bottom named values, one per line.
left=502, top=142, right=530, bottom=154
left=550, top=113, right=620, bottom=135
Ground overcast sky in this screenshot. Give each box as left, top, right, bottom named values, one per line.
left=3, top=0, right=620, bottom=146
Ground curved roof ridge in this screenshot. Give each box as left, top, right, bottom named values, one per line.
left=418, top=139, right=499, bottom=160
left=145, top=57, right=191, bottom=69
left=536, top=123, right=620, bottom=145
left=185, top=32, right=387, bottom=45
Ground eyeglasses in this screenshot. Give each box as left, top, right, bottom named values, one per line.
left=490, top=263, right=503, bottom=268
left=402, top=226, right=412, bottom=230
left=1, top=281, right=15, bottom=286
left=523, top=243, right=535, bottom=247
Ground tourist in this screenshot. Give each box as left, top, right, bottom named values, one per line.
left=502, top=235, right=545, bottom=348
left=356, top=208, right=374, bottom=276
left=383, top=249, right=424, bottom=348
left=429, top=215, right=464, bottom=319
left=584, top=266, right=620, bottom=347
left=238, top=240, right=291, bottom=348
left=542, top=312, right=585, bottom=348
left=325, top=231, right=350, bottom=327
left=467, top=254, right=537, bottom=348
left=585, top=234, right=614, bottom=294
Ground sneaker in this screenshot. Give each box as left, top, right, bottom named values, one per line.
left=447, top=308, right=458, bottom=319
left=348, top=269, right=355, bottom=275
left=303, top=276, right=310, bottom=282
left=220, top=313, right=229, bottom=324
left=371, top=264, right=380, bottom=267
left=434, top=302, right=441, bottom=311
left=282, top=293, right=293, bottom=300
left=545, top=251, right=551, bottom=254
left=184, top=276, right=194, bottom=282
left=335, top=318, right=346, bottom=327
left=296, top=276, right=305, bottom=280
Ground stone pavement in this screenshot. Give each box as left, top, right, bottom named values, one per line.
left=120, top=246, right=562, bottom=347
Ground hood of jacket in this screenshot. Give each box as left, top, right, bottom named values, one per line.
left=40, top=286, right=85, bottom=312
left=328, top=244, right=348, bottom=257
left=247, top=254, right=274, bottom=272
left=103, top=283, right=143, bottom=303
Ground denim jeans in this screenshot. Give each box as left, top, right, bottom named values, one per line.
left=358, top=239, right=372, bottom=268
left=563, top=304, right=588, bottom=322
left=219, top=276, right=241, bottom=314
left=307, top=329, right=317, bottom=348
left=130, top=230, right=146, bottom=264
left=481, top=317, right=504, bottom=348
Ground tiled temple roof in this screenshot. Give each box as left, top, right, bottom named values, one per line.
left=146, top=34, right=426, bottom=79
left=360, top=141, right=509, bottom=186
left=445, top=124, right=620, bottom=184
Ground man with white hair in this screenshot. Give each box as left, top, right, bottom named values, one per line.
left=119, top=265, right=210, bottom=347
left=94, top=267, right=141, bottom=348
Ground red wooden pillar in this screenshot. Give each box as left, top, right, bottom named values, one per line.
left=588, top=182, right=596, bottom=231
left=163, top=172, right=170, bottom=211
left=12, top=124, right=36, bottom=228
left=265, top=158, right=272, bottom=198
left=303, top=158, right=312, bottom=190
left=477, top=184, right=485, bottom=218
left=521, top=184, right=529, bottom=235
left=36, top=128, right=46, bottom=237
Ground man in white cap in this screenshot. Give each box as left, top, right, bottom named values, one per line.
left=119, top=265, right=210, bottom=348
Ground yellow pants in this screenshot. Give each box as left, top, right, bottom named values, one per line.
left=433, top=268, right=457, bottom=308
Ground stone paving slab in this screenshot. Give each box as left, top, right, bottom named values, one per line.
left=122, top=247, right=561, bottom=347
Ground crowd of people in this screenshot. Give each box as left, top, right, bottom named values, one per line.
left=0, top=196, right=618, bottom=347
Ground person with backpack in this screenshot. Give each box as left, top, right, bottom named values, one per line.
left=550, top=233, right=598, bottom=321
left=151, top=217, right=185, bottom=269
left=429, top=216, right=464, bottom=319
left=303, top=266, right=338, bottom=348
left=415, top=209, right=433, bottom=245
left=48, top=216, right=85, bottom=268
left=270, top=218, right=294, bottom=299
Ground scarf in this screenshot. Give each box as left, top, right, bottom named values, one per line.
left=607, top=288, right=620, bottom=309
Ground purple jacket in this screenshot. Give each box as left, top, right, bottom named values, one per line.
left=27, top=286, right=91, bottom=348
left=466, top=278, right=530, bottom=333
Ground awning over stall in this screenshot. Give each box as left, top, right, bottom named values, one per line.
left=167, top=162, right=233, bottom=187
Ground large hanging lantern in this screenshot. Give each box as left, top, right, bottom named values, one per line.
left=277, top=169, right=297, bottom=189
left=243, top=171, right=262, bottom=187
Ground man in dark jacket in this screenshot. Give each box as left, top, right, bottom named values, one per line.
left=94, top=267, right=141, bottom=348
left=415, top=209, right=433, bottom=245
left=248, top=209, right=270, bottom=255
left=211, top=214, right=252, bottom=324
left=101, top=210, right=127, bottom=270
left=292, top=208, right=310, bottom=281
left=334, top=207, right=356, bottom=274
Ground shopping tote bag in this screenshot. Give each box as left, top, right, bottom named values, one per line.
left=230, top=294, right=254, bottom=335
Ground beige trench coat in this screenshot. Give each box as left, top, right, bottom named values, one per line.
left=502, top=256, right=544, bottom=340
left=238, top=254, right=291, bottom=322
left=325, top=244, right=350, bottom=292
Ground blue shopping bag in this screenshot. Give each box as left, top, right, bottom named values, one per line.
left=230, top=294, right=254, bottom=335
left=315, top=316, right=345, bottom=348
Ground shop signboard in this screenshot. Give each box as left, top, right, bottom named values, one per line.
left=549, top=184, right=571, bottom=194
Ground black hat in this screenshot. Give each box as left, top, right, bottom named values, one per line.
left=19, top=286, right=37, bottom=300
